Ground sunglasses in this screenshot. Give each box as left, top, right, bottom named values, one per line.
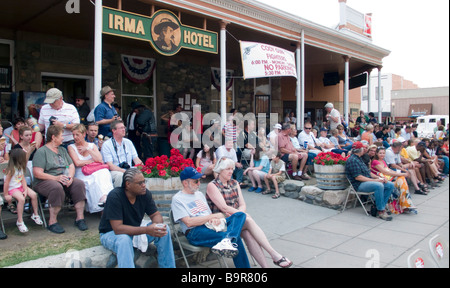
left=304, top=127, right=312, bottom=130
left=190, top=179, right=200, bottom=184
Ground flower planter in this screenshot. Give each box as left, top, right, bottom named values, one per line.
left=314, top=164, right=349, bottom=190
left=146, top=177, right=183, bottom=217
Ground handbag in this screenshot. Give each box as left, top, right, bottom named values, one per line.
left=82, top=162, right=109, bottom=176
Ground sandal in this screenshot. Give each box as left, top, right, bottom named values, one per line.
left=31, top=214, right=43, bottom=225
left=273, top=256, right=293, bottom=268
left=272, top=194, right=280, bottom=199
left=415, top=189, right=428, bottom=195
left=262, top=190, right=273, bottom=195
left=8, top=204, right=17, bottom=214
left=16, top=221, right=29, bottom=233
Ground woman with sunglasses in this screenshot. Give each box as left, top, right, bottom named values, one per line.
left=206, top=158, right=293, bottom=268
left=371, top=146, right=417, bottom=214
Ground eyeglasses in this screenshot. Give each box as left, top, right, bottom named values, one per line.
left=304, top=127, right=312, bottom=130
left=190, top=179, right=200, bottom=184
left=134, top=180, right=146, bottom=186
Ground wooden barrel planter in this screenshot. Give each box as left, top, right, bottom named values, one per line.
left=314, top=164, right=349, bottom=190
left=146, top=177, right=183, bottom=217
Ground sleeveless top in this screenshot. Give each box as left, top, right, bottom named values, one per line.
left=207, top=178, right=240, bottom=214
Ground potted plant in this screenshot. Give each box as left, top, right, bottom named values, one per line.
left=313, top=152, right=350, bottom=190
left=136, top=148, right=200, bottom=215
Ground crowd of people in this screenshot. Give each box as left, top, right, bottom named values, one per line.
left=1, top=92, right=448, bottom=269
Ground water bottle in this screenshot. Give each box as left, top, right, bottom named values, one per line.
left=304, top=141, right=308, bottom=149
left=29, top=116, right=40, bottom=132
left=63, top=165, right=70, bottom=185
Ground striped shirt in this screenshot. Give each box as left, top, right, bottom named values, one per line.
left=38, top=102, right=80, bottom=142
left=207, top=178, right=240, bottom=214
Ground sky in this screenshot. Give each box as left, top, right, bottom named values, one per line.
left=255, top=0, right=449, bottom=88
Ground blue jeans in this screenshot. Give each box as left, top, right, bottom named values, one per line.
left=100, top=222, right=175, bottom=268
left=186, top=212, right=250, bottom=268
left=439, top=156, right=449, bottom=174
left=357, top=181, right=394, bottom=211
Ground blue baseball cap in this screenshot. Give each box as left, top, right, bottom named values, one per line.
left=180, top=167, right=203, bottom=181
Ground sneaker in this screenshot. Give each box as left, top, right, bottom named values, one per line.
left=0, top=230, right=7, bottom=240
left=211, top=238, right=239, bottom=258
left=377, top=211, right=393, bottom=221
left=248, top=187, right=257, bottom=192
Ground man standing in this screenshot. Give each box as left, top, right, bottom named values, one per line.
left=94, top=86, right=121, bottom=138
left=171, top=167, right=250, bottom=268
left=38, top=88, right=80, bottom=147
left=99, top=168, right=175, bottom=268
left=345, top=142, right=394, bottom=221
left=324, top=103, right=341, bottom=131
left=101, top=120, right=143, bottom=187
left=136, top=104, right=158, bottom=161
left=75, top=95, right=91, bottom=126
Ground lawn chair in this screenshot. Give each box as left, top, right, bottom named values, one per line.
left=169, top=210, right=229, bottom=268
left=341, top=177, right=375, bottom=216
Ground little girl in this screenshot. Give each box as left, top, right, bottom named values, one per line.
left=3, top=148, right=43, bottom=233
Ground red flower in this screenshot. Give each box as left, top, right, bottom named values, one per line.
left=159, top=170, right=167, bottom=177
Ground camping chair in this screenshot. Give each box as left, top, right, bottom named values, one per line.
left=407, top=249, right=438, bottom=268
left=169, top=210, right=229, bottom=268
left=428, top=234, right=449, bottom=268
left=341, top=177, right=375, bottom=216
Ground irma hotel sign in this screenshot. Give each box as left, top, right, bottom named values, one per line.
left=102, top=7, right=218, bottom=56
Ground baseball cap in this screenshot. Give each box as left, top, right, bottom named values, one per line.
left=44, top=88, right=63, bottom=104
left=180, top=167, right=203, bottom=181
left=352, top=141, right=367, bottom=149
left=273, top=123, right=282, bottom=130
left=320, top=127, right=328, bottom=132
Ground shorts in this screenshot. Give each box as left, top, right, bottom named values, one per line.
left=8, top=186, right=25, bottom=196
left=281, top=153, right=290, bottom=163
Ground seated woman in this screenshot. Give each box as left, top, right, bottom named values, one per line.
left=329, top=129, right=350, bottom=156
left=244, top=146, right=270, bottom=193
left=195, top=144, right=216, bottom=178
left=206, top=158, right=293, bottom=268
left=361, top=124, right=374, bottom=146
left=68, top=124, right=113, bottom=213
left=337, top=124, right=353, bottom=150
left=371, top=147, right=417, bottom=214
left=32, top=125, right=87, bottom=234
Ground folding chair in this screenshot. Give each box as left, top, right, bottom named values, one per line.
left=341, top=177, right=375, bottom=216
left=428, top=234, right=449, bottom=268
left=407, top=249, right=438, bottom=268
left=169, top=210, right=229, bottom=268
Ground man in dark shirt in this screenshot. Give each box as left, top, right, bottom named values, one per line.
left=99, top=168, right=175, bottom=268
left=345, top=142, right=394, bottom=221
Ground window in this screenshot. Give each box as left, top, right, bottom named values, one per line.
left=120, top=55, right=156, bottom=124
left=375, top=86, right=384, bottom=100
left=362, top=87, right=368, bottom=101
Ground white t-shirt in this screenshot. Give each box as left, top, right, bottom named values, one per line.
left=215, top=145, right=238, bottom=162
left=38, top=102, right=80, bottom=142
left=171, top=191, right=212, bottom=234
left=385, top=147, right=401, bottom=166
left=317, top=136, right=333, bottom=152
left=329, top=108, right=341, bottom=130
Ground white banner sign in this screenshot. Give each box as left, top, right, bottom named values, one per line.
left=240, top=41, right=297, bottom=79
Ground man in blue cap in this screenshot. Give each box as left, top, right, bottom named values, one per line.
left=171, top=167, right=250, bottom=268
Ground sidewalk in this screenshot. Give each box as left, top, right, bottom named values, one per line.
left=192, top=178, right=449, bottom=268
left=5, top=178, right=449, bottom=268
